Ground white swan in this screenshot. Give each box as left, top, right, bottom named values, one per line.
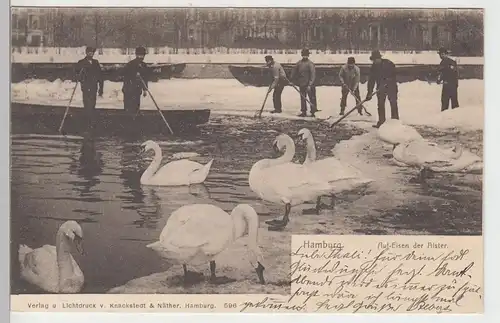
left=18, top=220, right=84, bottom=293
left=297, top=128, right=374, bottom=211
left=392, top=139, right=483, bottom=183
left=140, top=140, right=213, bottom=186
left=377, top=119, right=424, bottom=147
left=146, top=203, right=265, bottom=285
left=249, top=133, right=332, bottom=229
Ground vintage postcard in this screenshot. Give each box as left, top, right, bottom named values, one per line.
left=10, top=6, right=484, bottom=314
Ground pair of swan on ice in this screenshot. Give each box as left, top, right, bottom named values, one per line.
left=19, top=202, right=267, bottom=292
left=376, top=119, right=483, bottom=183
left=249, top=128, right=374, bottom=230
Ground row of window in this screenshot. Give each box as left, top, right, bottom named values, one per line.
left=12, top=13, right=40, bottom=29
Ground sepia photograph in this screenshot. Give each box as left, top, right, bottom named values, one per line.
left=10, top=6, right=483, bottom=300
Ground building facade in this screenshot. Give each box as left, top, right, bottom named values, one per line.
left=11, top=7, right=47, bottom=46
left=10, top=7, right=484, bottom=55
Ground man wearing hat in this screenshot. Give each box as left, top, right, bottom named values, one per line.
left=291, top=48, right=317, bottom=117
left=365, top=50, right=399, bottom=128
left=338, top=56, right=362, bottom=115
left=75, top=46, right=104, bottom=128
left=437, top=47, right=459, bottom=111
left=122, top=46, right=149, bottom=114
left=265, top=55, right=287, bottom=114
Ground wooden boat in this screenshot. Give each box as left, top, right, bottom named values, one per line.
left=11, top=63, right=187, bottom=83
left=11, top=101, right=210, bottom=137
left=228, top=64, right=484, bottom=87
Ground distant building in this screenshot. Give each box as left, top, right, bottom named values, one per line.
left=11, top=8, right=46, bottom=46
left=10, top=7, right=483, bottom=55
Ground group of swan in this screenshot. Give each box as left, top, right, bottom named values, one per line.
left=139, top=140, right=267, bottom=284
left=376, top=119, right=483, bottom=183
left=19, top=132, right=375, bottom=291
left=19, top=140, right=266, bottom=292
left=249, top=128, right=373, bottom=229
left=18, top=118, right=483, bottom=292
left=19, top=203, right=267, bottom=291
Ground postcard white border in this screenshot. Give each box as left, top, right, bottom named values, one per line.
left=5, top=0, right=499, bottom=322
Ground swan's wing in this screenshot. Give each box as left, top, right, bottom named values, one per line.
left=401, top=125, right=423, bottom=139
left=22, top=245, right=57, bottom=276
left=403, top=141, right=454, bottom=167
left=156, top=160, right=204, bottom=177
left=150, top=160, right=206, bottom=185
left=430, top=150, right=483, bottom=172
left=311, top=158, right=363, bottom=181
left=265, top=163, right=331, bottom=192
left=378, top=122, right=422, bottom=144
left=161, top=206, right=233, bottom=249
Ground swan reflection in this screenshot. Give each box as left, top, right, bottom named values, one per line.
left=69, top=135, right=104, bottom=196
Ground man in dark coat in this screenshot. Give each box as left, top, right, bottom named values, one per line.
left=122, top=47, right=149, bottom=114
left=338, top=56, right=362, bottom=115
left=75, top=46, right=104, bottom=127
left=365, top=50, right=399, bottom=128
left=265, top=55, right=288, bottom=114
left=437, top=47, right=459, bottom=111
left=291, top=48, right=317, bottom=117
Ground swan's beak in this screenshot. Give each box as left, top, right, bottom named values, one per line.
left=74, top=236, right=84, bottom=255
left=255, top=261, right=266, bottom=285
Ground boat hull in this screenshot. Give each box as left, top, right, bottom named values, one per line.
left=228, top=64, right=484, bottom=87
left=11, top=102, right=210, bottom=137
left=11, top=63, right=187, bottom=83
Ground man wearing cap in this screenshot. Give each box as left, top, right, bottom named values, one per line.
left=75, top=46, right=104, bottom=127
left=437, top=47, right=459, bottom=111
left=265, top=55, right=287, bottom=114
left=122, top=46, right=149, bottom=114
left=338, top=57, right=362, bottom=115
left=291, top=48, right=317, bottom=117
left=365, top=50, right=399, bottom=128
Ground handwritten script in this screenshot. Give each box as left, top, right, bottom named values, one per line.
left=240, top=235, right=483, bottom=313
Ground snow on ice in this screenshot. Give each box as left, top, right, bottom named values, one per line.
left=11, top=47, right=484, bottom=65
left=11, top=78, right=484, bottom=133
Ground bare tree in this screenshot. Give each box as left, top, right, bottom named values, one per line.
left=171, top=9, right=189, bottom=51
left=94, top=12, right=101, bottom=48
left=123, top=9, right=133, bottom=50
left=215, top=9, right=239, bottom=47
left=289, top=9, right=302, bottom=48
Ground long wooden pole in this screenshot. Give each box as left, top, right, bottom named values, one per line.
left=329, top=89, right=379, bottom=129
left=138, top=75, right=174, bottom=135
left=255, top=84, right=272, bottom=118
left=284, top=77, right=316, bottom=109
left=347, top=87, right=372, bottom=116
left=58, top=79, right=79, bottom=134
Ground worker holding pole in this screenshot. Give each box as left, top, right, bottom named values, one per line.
left=122, top=46, right=149, bottom=115
left=338, top=56, right=362, bottom=116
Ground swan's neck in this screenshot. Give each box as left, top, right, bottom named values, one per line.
left=55, top=232, right=76, bottom=290
left=232, top=213, right=248, bottom=240
left=270, top=138, right=295, bottom=167
left=141, top=145, right=163, bottom=182
left=232, top=206, right=262, bottom=266
left=305, top=136, right=317, bottom=163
